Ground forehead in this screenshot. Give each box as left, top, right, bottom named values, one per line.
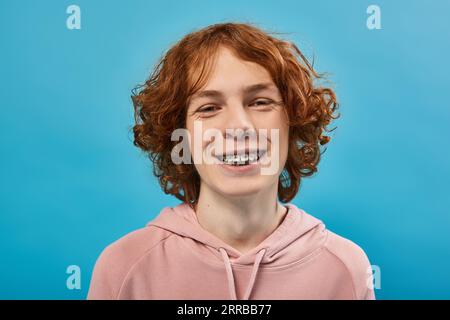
left=188, top=46, right=275, bottom=96
left=206, top=47, right=273, bottom=87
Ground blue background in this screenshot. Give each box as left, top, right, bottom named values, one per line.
left=1, top=0, right=449, bottom=299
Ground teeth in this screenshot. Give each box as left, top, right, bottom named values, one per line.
left=220, top=152, right=260, bottom=165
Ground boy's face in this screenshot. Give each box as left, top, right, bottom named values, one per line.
left=185, top=46, right=289, bottom=199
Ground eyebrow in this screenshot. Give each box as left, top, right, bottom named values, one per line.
left=189, top=82, right=278, bottom=102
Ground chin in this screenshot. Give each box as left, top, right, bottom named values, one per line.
left=214, top=178, right=274, bottom=198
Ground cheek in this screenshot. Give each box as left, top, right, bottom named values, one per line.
left=263, top=113, right=289, bottom=163
left=185, top=128, right=200, bottom=167
left=280, top=121, right=289, bottom=148
left=280, top=123, right=290, bottom=160
left=185, top=123, right=211, bottom=166
left=276, top=110, right=289, bottom=143
left=257, top=112, right=289, bottom=142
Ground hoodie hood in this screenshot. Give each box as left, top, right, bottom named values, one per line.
left=147, top=202, right=327, bottom=300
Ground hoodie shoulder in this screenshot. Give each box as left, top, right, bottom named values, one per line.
left=87, top=225, right=173, bottom=300
left=323, top=230, right=375, bottom=300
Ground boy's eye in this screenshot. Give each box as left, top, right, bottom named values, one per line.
left=195, top=99, right=275, bottom=115
left=249, top=99, right=274, bottom=107
left=198, top=105, right=219, bottom=113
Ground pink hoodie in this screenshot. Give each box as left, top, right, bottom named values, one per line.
left=87, top=202, right=375, bottom=300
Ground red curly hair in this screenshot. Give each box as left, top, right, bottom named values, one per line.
left=131, top=22, right=339, bottom=209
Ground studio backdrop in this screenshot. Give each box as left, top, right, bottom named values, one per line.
left=0, top=0, right=449, bottom=299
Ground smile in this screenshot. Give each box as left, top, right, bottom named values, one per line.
left=214, top=150, right=267, bottom=166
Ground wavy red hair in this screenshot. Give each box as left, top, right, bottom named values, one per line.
left=131, top=22, right=339, bottom=209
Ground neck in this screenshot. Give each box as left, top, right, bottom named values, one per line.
left=194, top=183, right=288, bottom=255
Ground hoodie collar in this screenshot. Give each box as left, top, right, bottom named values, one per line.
left=147, top=202, right=324, bottom=300
left=147, top=203, right=323, bottom=265
left=147, top=202, right=324, bottom=264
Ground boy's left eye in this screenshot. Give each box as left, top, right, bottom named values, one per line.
left=249, top=99, right=274, bottom=107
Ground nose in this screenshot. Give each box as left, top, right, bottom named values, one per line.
left=223, top=101, right=256, bottom=141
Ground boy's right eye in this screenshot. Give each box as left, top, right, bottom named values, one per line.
left=198, top=105, right=219, bottom=113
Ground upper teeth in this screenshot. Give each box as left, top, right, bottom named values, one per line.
left=219, top=152, right=262, bottom=164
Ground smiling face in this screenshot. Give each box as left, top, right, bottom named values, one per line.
left=185, top=46, right=289, bottom=199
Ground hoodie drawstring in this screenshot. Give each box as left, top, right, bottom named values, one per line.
left=219, top=247, right=266, bottom=300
